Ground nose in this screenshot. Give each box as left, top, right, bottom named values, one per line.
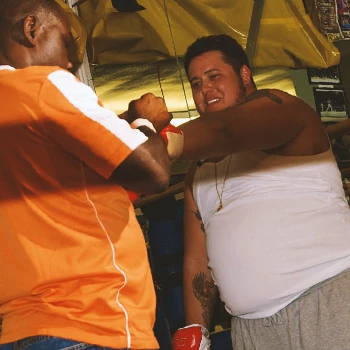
left=67, top=61, right=73, bottom=70
left=201, top=81, right=214, bottom=94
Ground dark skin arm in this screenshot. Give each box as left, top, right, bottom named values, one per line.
left=110, top=126, right=170, bottom=194
left=110, top=94, right=171, bottom=194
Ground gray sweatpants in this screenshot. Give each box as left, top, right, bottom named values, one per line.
left=231, top=268, right=350, bottom=350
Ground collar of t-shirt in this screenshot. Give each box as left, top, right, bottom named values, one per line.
left=0, top=65, right=15, bottom=71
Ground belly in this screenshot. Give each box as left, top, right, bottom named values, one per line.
left=205, top=199, right=350, bottom=318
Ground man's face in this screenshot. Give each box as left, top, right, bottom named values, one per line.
left=35, top=13, right=73, bottom=70
left=188, top=50, right=247, bottom=114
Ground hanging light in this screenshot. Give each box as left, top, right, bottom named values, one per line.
left=111, top=0, right=145, bottom=12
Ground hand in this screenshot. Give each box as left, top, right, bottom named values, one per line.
left=159, top=124, right=184, bottom=161
left=172, top=325, right=211, bottom=350
left=126, top=93, right=172, bottom=133
left=118, top=111, right=128, bottom=120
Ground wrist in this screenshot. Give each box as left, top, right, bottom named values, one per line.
left=159, top=124, right=184, bottom=162
left=130, top=118, right=156, bottom=133
left=172, top=324, right=211, bottom=350
left=183, top=324, right=209, bottom=335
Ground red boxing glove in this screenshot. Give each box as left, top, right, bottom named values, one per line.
left=127, top=190, right=140, bottom=203
left=159, top=123, right=184, bottom=162
left=172, top=324, right=211, bottom=350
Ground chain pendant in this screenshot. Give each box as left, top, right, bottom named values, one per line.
left=214, top=155, right=232, bottom=214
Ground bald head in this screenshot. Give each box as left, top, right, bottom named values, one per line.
left=0, top=0, right=62, bottom=36
left=0, top=0, right=73, bottom=69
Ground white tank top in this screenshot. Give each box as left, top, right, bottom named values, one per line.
left=193, top=148, right=350, bottom=319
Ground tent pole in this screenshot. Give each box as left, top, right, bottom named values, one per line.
left=66, top=0, right=95, bottom=92
left=246, top=0, right=265, bottom=67
left=133, top=182, right=185, bottom=208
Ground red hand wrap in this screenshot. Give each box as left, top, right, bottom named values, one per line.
left=159, top=123, right=184, bottom=161
left=127, top=191, right=140, bottom=203
left=172, top=325, right=203, bottom=349
left=127, top=124, right=183, bottom=202
left=159, top=123, right=181, bottom=144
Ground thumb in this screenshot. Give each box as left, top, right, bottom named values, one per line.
left=118, top=111, right=128, bottom=120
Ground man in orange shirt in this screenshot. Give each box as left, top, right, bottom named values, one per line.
left=2, top=2, right=348, bottom=350
left=0, top=0, right=172, bottom=349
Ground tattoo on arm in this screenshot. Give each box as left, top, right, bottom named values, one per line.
left=238, top=89, right=283, bottom=106
left=193, top=209, right=205, bottom=234
left=192, top=272, right=216, bottom=327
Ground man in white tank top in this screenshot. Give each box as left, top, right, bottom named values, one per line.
left=171, top=35, right=350, bottom=350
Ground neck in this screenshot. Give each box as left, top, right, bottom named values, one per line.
left=0, top=44, right=32, bottom=69
left=0, top=52, right=11, bottom=67
left=245, top=85, right=258, bottom=96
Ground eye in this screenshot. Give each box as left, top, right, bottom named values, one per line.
left=191, top=81, right=201, bottom=89
left=210, top=74, right=219, bottom=80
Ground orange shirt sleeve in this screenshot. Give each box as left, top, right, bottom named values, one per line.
left=38, top=69, right=148, bottom=179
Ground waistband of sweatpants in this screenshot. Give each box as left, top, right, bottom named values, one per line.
left=299, top=266, right=350, bottom=299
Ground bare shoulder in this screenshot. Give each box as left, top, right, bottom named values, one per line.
left=275, top=91, right=328, bottom=155
left=268, top=89, right=321, bottom=119
left=239, top=88, right=321, bottom=125
left=270, top=89, right=313, bottom=108
left=237, top=89, right=321, bottom=121
left=255, top=90, right=329, bottom=155
left=237, top=89, right=297, bottom=106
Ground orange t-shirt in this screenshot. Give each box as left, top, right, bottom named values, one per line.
left=0, top=65, right=159, bottom=349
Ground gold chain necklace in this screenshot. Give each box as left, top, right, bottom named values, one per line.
left=214, top=155, right=232, bottom=212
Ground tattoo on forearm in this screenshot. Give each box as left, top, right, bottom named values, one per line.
left=193, top=209, right=205, bottom=233
left=192, top=272, right=215, bottom=326
left=238, top=89, right=283, bottom=106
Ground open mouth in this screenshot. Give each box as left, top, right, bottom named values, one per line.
left=206, top=98, right=220, bottom=106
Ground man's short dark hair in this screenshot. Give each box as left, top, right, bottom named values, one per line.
left=0, top=0, right=62, bottom=37
left=184, top=34, right=251, bottom=76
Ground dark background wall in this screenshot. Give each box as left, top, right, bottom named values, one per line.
left=291, top=41, right=350, bottom=113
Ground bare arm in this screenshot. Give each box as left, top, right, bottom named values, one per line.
left=110, top=93, right=172, bottom=194
left=341, top=167, right=350, bottom=178
left=178, top=89, right=328, bottom=160
left=326, top=119, right=350, bottom=139
left=110, top=126, right=170, bottom=194
left=183, top=162, right=218, bottom=329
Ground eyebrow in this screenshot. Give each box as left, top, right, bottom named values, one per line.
left=189, top=68, right=221, bottom=84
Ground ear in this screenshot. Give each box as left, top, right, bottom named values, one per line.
left=23, top=15, right=40, bottom=45
left=240, top=65, right=252, bottom=87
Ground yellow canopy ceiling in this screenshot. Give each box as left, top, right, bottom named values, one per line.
left=64, top=0, right=340, bottom=68
left=56, top=0, right=87, bottom=64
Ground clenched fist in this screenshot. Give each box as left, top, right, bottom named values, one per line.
left=126, top=93, right=172, bottom=133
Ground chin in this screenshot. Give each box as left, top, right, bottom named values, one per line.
left=205, top=103, right=225, bottom=113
